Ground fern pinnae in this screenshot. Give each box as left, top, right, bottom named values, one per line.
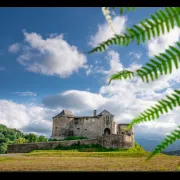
left=160, top=53, right=173, bottom=73
left=165, top=7, right=175, bottom=28
left=89, top=7, right=180, bottom=54
left=158, top=100, right=168, bottom=112
left=166, top=95, right=177, bottom=107
left=119, top=7, right=136, bottom=15
left=109, top=70, right=134, bottom=84
left=126, top=90, right=180, bottom=129
left=147, top=126, right=180, bottom=160
left=150, top=59, right=163, bottom=75
left=134, top=43, right=180, bottom=83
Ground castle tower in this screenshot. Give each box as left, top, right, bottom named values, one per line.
left=98, top=110, right=116, bottom=135
left=116, top=124, right=135, bottom=146
left=51, top=110, right=74, bottom=140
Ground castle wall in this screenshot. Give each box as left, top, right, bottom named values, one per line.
left=97, top=134, right=134, bottom=149
left=116, top=124, right=135, bottom=145
left=7, top=139, right=98, bottom=153
left=52, top=116, right=73, bottom=140
left=7, top=134, right=134, bottom=153
left=73, top=117, right=104, bottom=138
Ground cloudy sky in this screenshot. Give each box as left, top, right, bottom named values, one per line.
left=0, top=7, right=180, bottom=140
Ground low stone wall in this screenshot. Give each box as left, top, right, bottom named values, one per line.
left=97, top=134, right=134, bottom=149
left=7, top=139, right=98, bottom=153
left=7, top=134, right=134, bottom=153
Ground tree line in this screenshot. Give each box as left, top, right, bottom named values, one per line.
left=0, top=124, right=48, bottom=154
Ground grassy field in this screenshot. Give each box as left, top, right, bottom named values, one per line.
left=0, top=150, right=180, bottom=171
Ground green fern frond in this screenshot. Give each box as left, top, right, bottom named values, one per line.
left=147, top=125, right=180, bottom=160
left=109, top=42, right=180, bottom=84
left=110, top=7, right=136, bottom=14
left=119, top=7, right=136, bottom=15
left=109, top=70, right=134, bottom=84
left=89, top=7, right=180, bottom=54
left=135, top=42, right=180, bottom=83
left=126, top=89, right=180, bottom=130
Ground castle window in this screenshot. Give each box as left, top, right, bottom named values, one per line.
left=122, top=132, right=125, bottom=135
left=55, top=127, right=58, bottom=129
left=85, top=129, right=87, bottom=130
left=77, top=128, right=80, bottom=130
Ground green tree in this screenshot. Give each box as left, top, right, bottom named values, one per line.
left=13, top=138, right=27, bottom=144
left=89, top=7, right=180, bottom=160
left=0, top=133, right=5, bottom=139
left=25, top=133, right=38, bottom=143
left=38, top=135, right=48, bottom=142
left=0, top=143, right=7, bottom=154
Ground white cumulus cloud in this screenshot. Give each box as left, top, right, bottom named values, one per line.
left=16, top=30, right=87, bottom=78
left=0, top=100, right=60, bottom=137
left=147, top=26, right=180, bottom=57
left=89, top=16, right=127, bottom=47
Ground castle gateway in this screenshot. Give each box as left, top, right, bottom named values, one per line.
left=51, top=109, right=134, bottom=142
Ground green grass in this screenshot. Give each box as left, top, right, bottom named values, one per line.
left=27, top=150, right=150, bottom=157
left=53, top=142, right=146, bottom=152
left=0, top=157, right=10, bottom=162
left=27, top=142, right=151, bottom=157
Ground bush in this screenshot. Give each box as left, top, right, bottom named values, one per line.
left=48, top=138, right=58, bottom=141
left=63, top=136, right=88, bottom=141
left=13, top=138, right=27, bottom=144
left=0, top=143, right=7, bottom=154
left=38, top=135, right=48, bottom=142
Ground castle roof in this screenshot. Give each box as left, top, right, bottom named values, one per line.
left=98, top=110, right=113, bottom=116
left=53, top=110, right=74, bottom=118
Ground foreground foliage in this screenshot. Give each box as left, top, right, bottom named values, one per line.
left=89, top=7, right=180, bottom=160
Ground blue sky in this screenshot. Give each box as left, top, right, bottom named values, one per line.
left=1, top=7, right=180, bottom=141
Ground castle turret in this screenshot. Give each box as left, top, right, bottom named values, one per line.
left=116, top=124, right=135, bottom=146
left=51, top=110, right=74, bottom=140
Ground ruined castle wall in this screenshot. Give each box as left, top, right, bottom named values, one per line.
left=7, top=134, right=134, bottom=153
left=7, top=139, right=98, bottom=153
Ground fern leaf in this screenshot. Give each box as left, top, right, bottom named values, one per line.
left=109, top=70, right=134, bottom=84
left=147, top=126, right=180, bottom=160
left=109, top=42, right=180, bottom=84
left=119, top=7, right=136, bottom=15
left=126, top=90, right=180, bottom=129
left=136, top=43, right=180, bottom=83
left=89, top=7, right=180, bottom=54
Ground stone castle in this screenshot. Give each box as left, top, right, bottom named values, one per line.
left=7, top=109, right=135, bottom=153
left=51, top=109, right=134, bottom=143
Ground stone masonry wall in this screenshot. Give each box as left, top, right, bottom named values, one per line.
left=97, top=134, right=134, bottom=149
left=7, top=139, right=98, bottom=153
left=7, top=134, right=134, bottom=153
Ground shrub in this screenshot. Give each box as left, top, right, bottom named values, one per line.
left=63, top=136, right=88, bottom=141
